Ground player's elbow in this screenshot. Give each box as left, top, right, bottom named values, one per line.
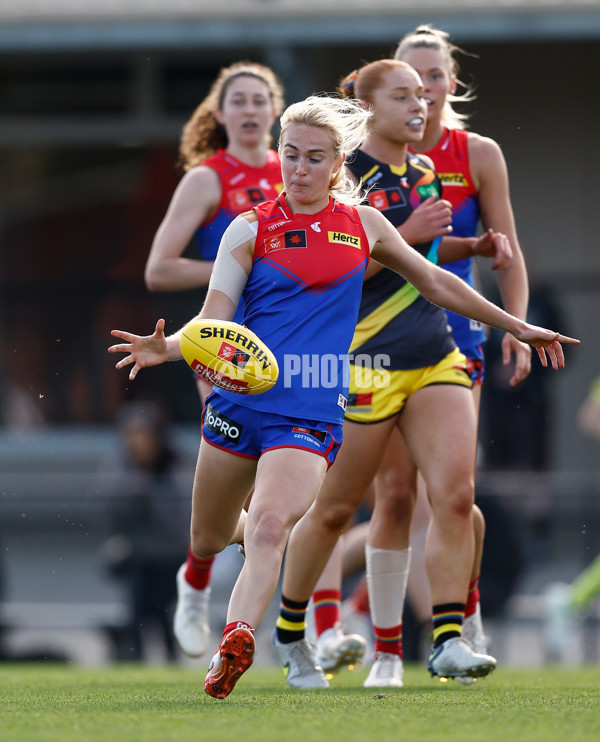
left=144, top=264, right=165, bottom=292
left=415, top=273, right=440, bottom=304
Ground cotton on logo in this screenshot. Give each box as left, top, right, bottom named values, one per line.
left=267, top=220, right=290, bottom=232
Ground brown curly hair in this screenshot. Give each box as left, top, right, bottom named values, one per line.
left=178, top=62, right=285, bottom=171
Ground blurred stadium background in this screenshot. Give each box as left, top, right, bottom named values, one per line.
left=1, top=1, right=599, bottom=667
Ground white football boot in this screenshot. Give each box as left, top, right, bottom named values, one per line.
left=173, top=564, right=210, bottom=657
left=316, top=624, right=367, bottom=672
left=363, top=652, right=404, bottom=688
left=428, top=636, right=496, bottom=680
left=458, top=605, right=490, bottom=684
left=272, top=635, right=329, bottom=688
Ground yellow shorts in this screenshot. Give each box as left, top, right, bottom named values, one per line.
left=345, top=347, right=472, bottom=424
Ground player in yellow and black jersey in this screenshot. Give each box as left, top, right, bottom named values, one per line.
left=346, top=148, right=469, bottom=421
left=277, top=59, right=512, bottom=686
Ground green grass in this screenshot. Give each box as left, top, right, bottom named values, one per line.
left=1, top=663, right=599, bottom=742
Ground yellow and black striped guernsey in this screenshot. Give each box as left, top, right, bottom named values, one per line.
left=349, top=149, right=456, bottom=370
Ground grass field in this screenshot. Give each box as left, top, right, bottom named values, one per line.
left=1, top=663, right=599, bottom=742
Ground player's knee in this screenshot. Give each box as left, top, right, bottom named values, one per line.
left=189, top=530, right=225, bottom=559
left=377, top=482, right=415, bottom=522
left=319, top=501, right=357, bottom=534
left=246, top=510, right=289, bottom=554
left=431, top=478, right=474, bottom=519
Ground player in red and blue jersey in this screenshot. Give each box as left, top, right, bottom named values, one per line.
left=145, top=62, right=284, bottom=320
left=414, top=127, right=486, bottom=358
left=143, top=62, right=285, bottom=659
left=110, top=94, right=576, bottom=698
left=191, top=148, right=283, bottom=264
left=215, top=194, right=370, bottom=425
left=392, top=25, right=531, bottom=665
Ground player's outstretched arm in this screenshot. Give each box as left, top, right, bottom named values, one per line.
left=109, top=285, right=239, bottom=382
left=362, top=206, right=580, bottom=370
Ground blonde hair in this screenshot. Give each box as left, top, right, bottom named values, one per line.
left=178, top=62, right=285, bottom=171
left=278, top=95, right=372, bottom=206
left=394, top=24, right=475, bottom=130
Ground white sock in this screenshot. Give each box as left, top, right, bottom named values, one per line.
left=366, top=545, right=411, bottom=628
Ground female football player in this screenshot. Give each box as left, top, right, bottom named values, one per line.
left=109, top=93, right=577, bottom=698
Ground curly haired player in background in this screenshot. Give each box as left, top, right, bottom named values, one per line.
left=143, top=62, right=285, bottom=659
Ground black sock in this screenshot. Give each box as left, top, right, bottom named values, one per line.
left=432, top=603, right=465, bottom=648
left=276, top=595, right=309, bottom=644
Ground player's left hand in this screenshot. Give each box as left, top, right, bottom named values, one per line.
left=109, top=318, right=168, bottom=380
left=514, top=323, right=580, bottom=370
left=473, top=229, right=513, bottom=270
left=501, top=332, right=532, bottom=387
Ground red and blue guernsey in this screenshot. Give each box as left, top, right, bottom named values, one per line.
left=416, top=128, right=487, bottom=352
left=194, top=149, right=283, bottom=261
left=215, top=193, right=371, bottom=425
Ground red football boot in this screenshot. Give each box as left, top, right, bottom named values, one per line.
left=204, top=627, right=255, bottom=699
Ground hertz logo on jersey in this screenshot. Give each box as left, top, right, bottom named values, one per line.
left=328, top=231, right=361, bottom=249
left=438, top=172, right=469, bottom=187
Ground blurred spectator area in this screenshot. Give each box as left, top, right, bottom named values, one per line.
left=0, top=427, right=195, bottom=608
left=1, top=427, right=599, bottom=664
left=0, top=427, right=195, bottom=662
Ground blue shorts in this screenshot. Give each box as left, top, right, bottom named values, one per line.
left=201, top=392, right=342, bottom=468
left=463, top=343, right=485, bottom=386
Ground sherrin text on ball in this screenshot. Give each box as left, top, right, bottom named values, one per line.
left=179, top=318, right=279, bottom=394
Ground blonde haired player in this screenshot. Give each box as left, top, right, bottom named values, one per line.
left=143, top=62, right=284, bottom=658
left=110, top=93, right=577, bottom=698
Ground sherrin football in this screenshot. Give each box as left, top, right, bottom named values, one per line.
left=179, top=318, right=279, bottom=395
